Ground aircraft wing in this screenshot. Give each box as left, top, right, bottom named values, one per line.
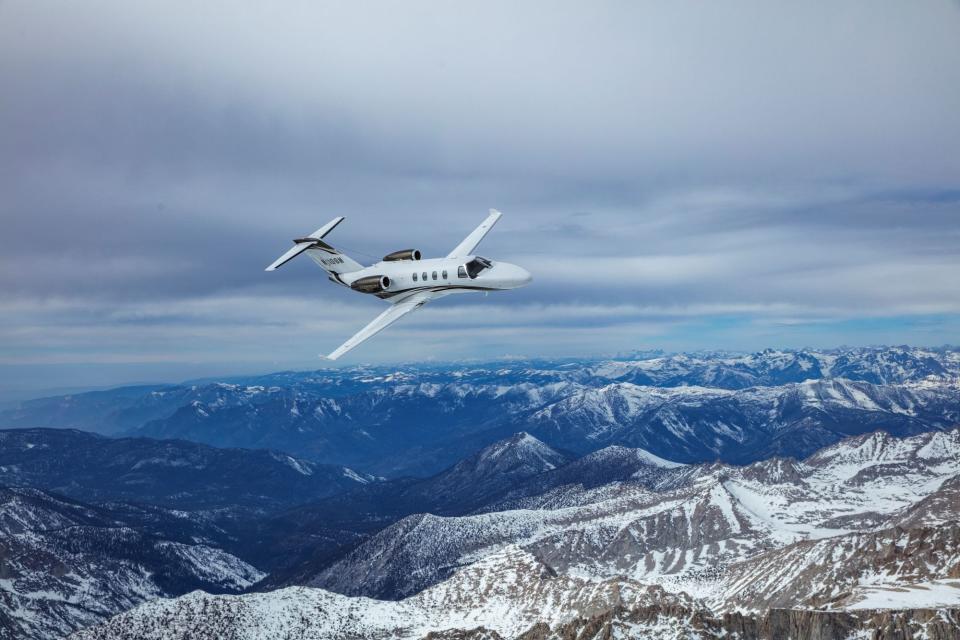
left=324, top=293, right=433, bottom=360
left=446, top=209, right=503, bottom=258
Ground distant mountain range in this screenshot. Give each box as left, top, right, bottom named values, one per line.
left=3, top=346, right=958, bottom=475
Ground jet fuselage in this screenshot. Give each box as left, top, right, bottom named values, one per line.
left=332, top=256, right=532, bottom=303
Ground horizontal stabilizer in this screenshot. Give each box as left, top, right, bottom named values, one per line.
left=265, top=217, right=363, bottom=275
left=265, top=241, right=314, bottom=272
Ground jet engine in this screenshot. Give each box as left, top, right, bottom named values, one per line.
left=350, top=275, right=391, bottom=294
left=382, top=249, right=422, bottom=262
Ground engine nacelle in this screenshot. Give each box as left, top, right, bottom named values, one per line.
left=350, top=275, right=391, bottom=294
left=383, top=249, right=422, bottom=262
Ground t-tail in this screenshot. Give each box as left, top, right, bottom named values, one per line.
left=265, top=217, right=365, bottom=283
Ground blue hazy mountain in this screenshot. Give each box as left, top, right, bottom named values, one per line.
left=0, top=428, right=376, bottom=510
left=2, top=346, right=957, bottom=476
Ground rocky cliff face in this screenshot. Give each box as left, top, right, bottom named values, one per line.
left=530, top=605, right=960, bottom=640
left=717, top=524, right=960, bottom=611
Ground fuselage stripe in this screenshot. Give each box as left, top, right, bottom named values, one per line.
left=376, top=284, right=496, bottom=300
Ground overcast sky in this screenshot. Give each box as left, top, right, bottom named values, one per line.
left=2, top=1, right=959, bottom=397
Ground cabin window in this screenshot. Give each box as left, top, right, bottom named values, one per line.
left=442, top=270, right=448, bottom=279
left=458, top=266, right=467, bottom=278
left=432, top=271, right=437, bottom=280
left=422, top=272, right=428, bottom=281
left=412, top=272, right=418, bottom=281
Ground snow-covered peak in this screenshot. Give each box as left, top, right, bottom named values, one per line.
left=463, top=433, right=570, bottom=476
left=583, top=445, right=685, bottom=470
left=805, top=428, right=960, bottom=468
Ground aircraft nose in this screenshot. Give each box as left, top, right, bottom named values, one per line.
left=502, top=263, right=531, bottom=287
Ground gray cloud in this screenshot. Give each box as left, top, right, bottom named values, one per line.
left=1, top=1, right=959, bottom=393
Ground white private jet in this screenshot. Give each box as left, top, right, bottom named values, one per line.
left=265, top=209, right=532, bottom=360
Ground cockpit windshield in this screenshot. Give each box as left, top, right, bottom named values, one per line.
left=464, top=256, right=492, bottom=279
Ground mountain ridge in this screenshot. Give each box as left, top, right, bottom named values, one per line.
left=3, top=346, right=958, bottom=476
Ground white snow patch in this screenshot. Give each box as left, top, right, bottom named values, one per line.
left=846, top=580, right=960, bottom=610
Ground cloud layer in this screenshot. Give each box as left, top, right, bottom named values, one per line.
left=2, top=1, right=959, bottom=394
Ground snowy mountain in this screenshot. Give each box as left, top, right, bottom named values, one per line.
left=255, top=433, right=571, bottom=587
left=68, top=439, right=960, bottom=639
left=483, top=443, right=683, bottom=511
left=364, top=431, right=573, bottom=516
left=6, top=428, right=958, bottom=639
left=69, top=554, right=689, bottom=640
left=273, top=430, right=960, bottom=612
left=69, top=581, right=960, bottom=640
left=0, top=487, right=262, bottom=640
left=716, top=523, right=960, bottom=612
left=280, top=428, right=957, bottom=599
left=3, top=346, right=958, bottom=475
left=527, top=376, right=960, bottom=463
left=1, top=347, right=959, bottom=638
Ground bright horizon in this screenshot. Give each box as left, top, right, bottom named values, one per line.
left=2, top=343, right=957, bottom=406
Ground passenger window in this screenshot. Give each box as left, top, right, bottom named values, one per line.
left=442, top=270, right=448, bottom=279
left=412, top=273, right=418, bottom=281
left=432, top=271, right=437, bottom=280
left=458, top=266, right=467, bottom=278
left=422, top=272, right=428, bottom=281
